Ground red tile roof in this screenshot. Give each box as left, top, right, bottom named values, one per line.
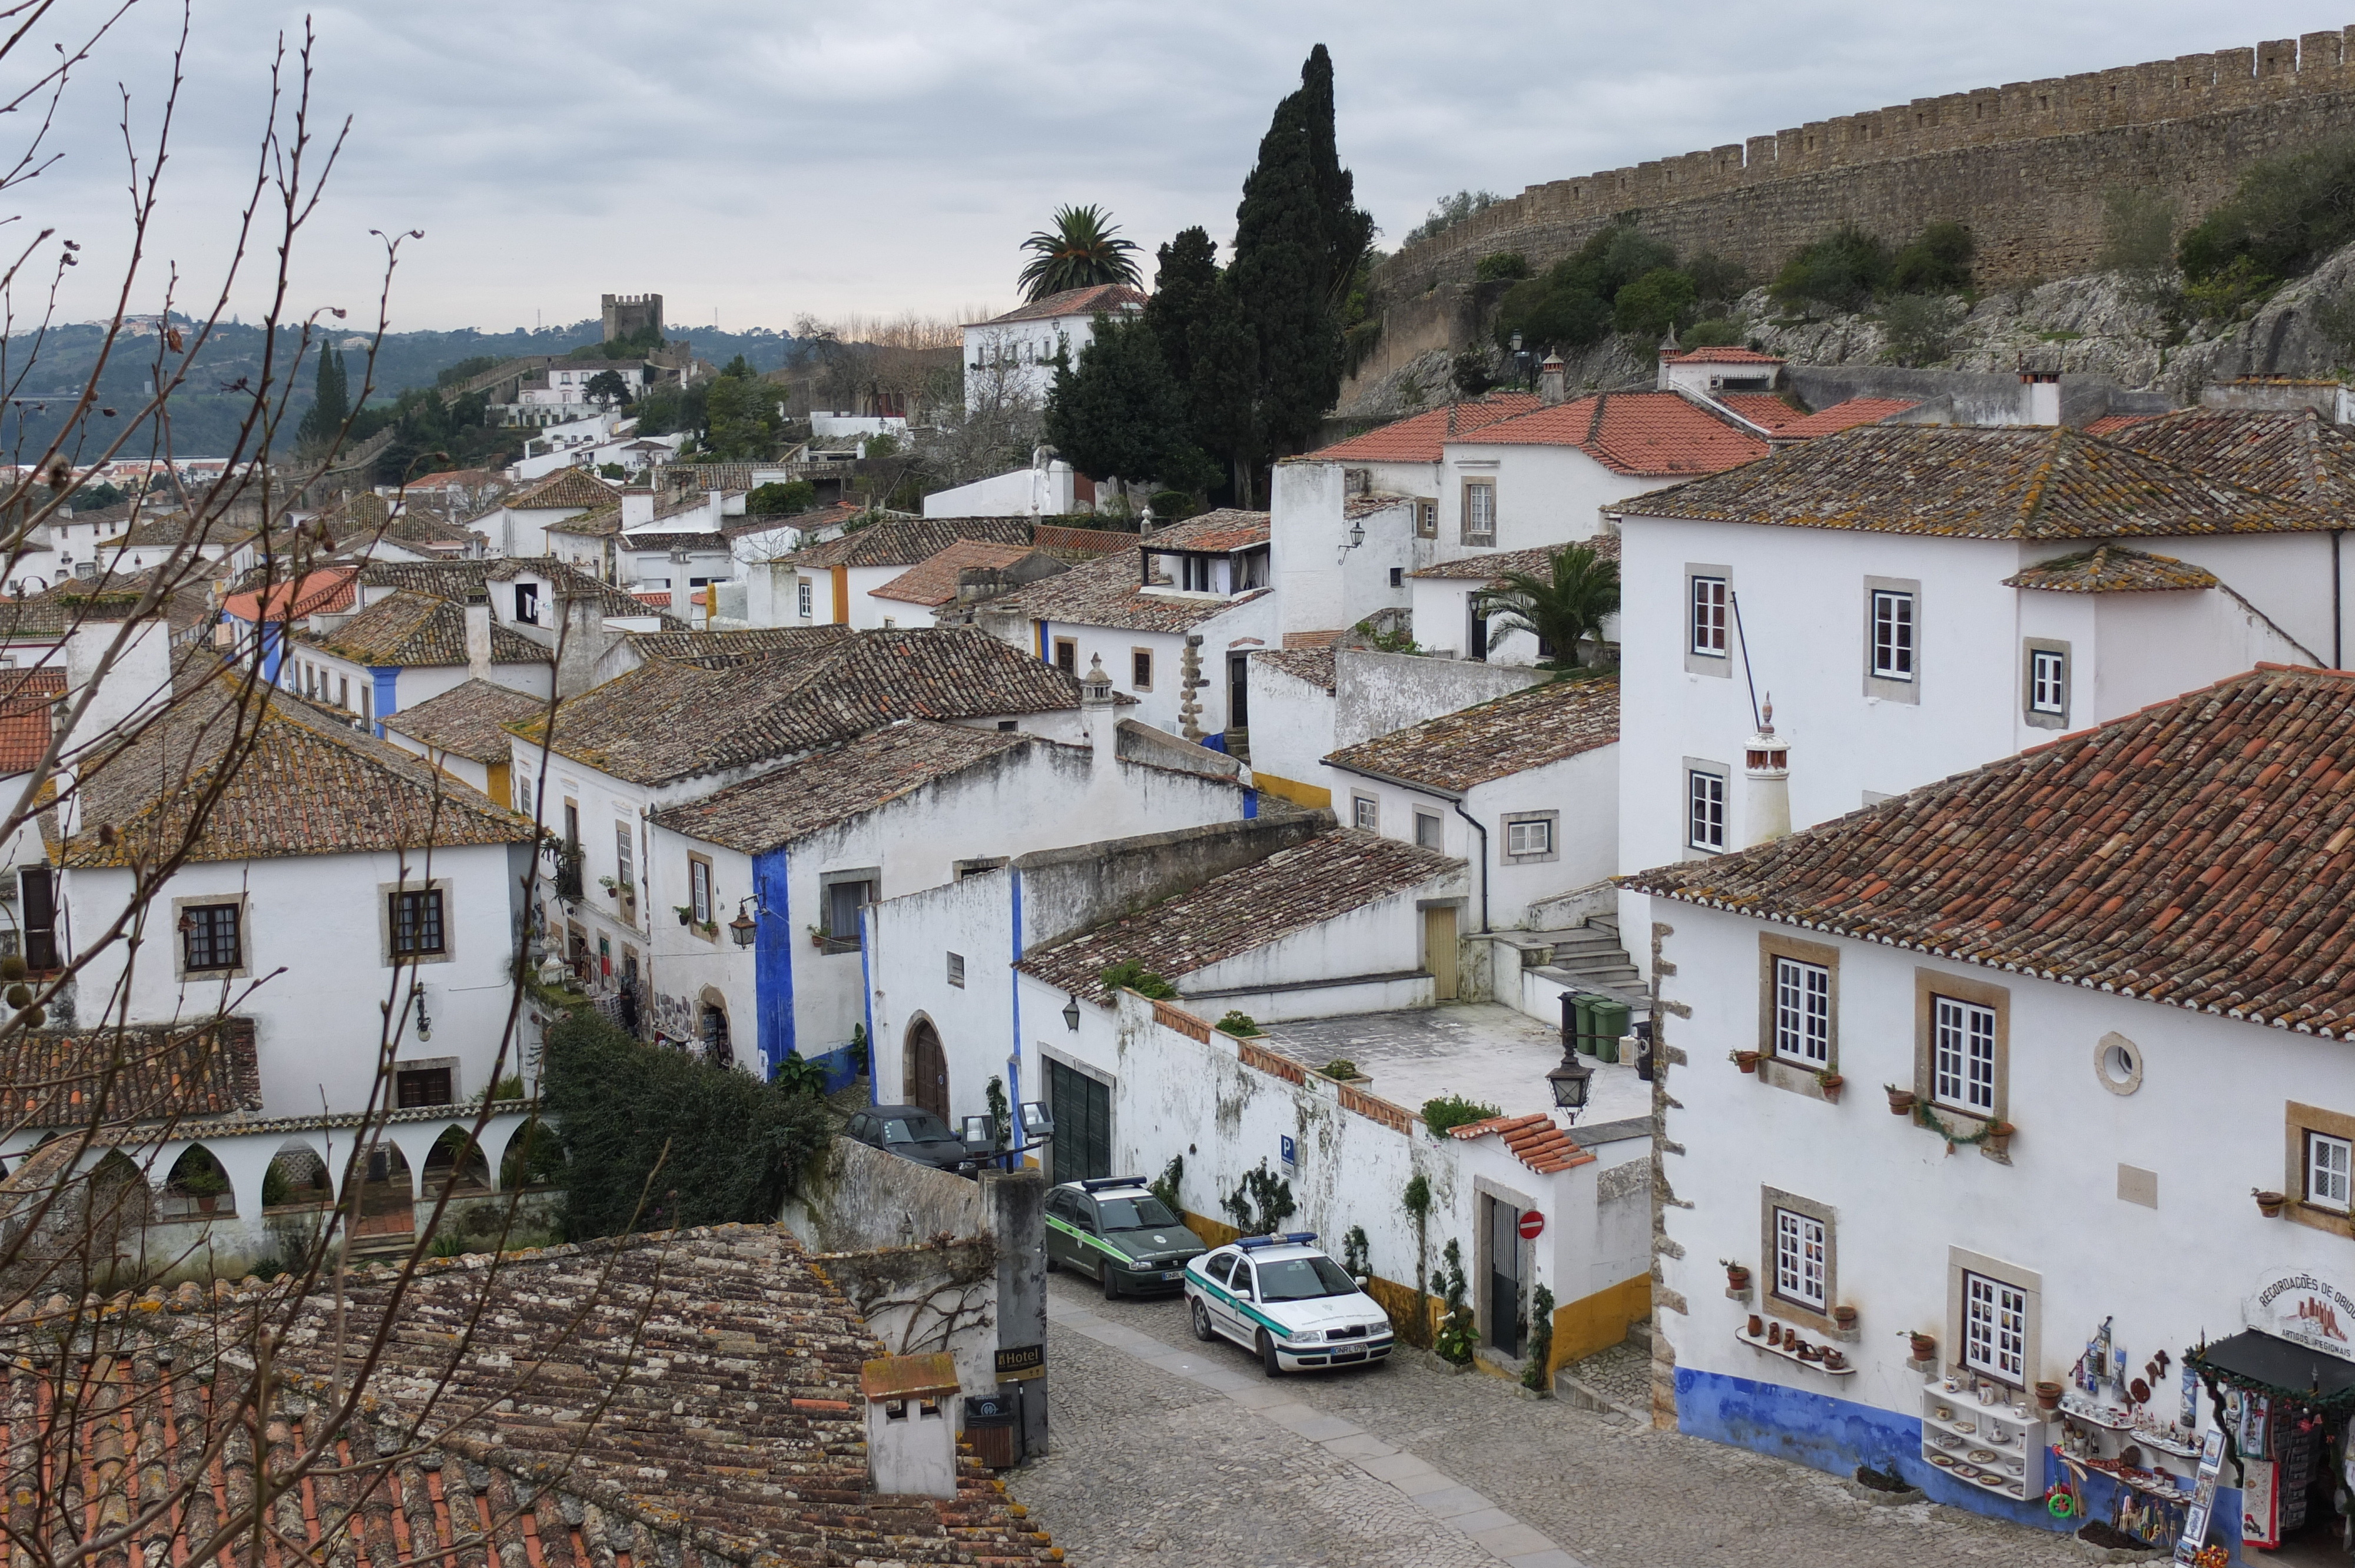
left=1774, top=397, right=1921, bottom=438
left=1664, top=347, right=1785, bottom=364
left=509, top=468, right=618, bottom=510
left=1309, top=396, right=1541, bottom=465
left=2084, top=413, right=2160, bottom=437
left=651, top=720, right=1033, bottom=853
left=2117, top=406, right=2355, bottom=508
left=1462, top=392, right=1769, bottom=476
left=2, top=1016, right=260, bottom=1127
left=871, top=540, right=1040, bottom=606
left=1325, top=676, right=1618, bottom=794
left=1623, top=664, right=2355, bottom=1039
left=220, top=567, right=357, bottom=623
left=1447, top=1112, right=1594, bottom=1174
left=1715, top=393, right=1809, bottom=433
left=1250, top=646, right=1336, bottom=693
left=1151, top=510, right=1271, bottom=554
left=971, top=284, right=1147, bottom=326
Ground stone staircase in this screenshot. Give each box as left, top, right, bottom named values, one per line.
left=1495, top=912, right=1647, bottom=1008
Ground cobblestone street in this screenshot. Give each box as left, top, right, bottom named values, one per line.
left=1009, top=1274, right=2095, bottom=1568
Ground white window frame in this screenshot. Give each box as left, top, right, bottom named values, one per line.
left=1932, top=995, right=1998, bottom=1115
left=1352, top=795, right=1379, bottom=831
left=1773, top=956, right=1832, bottom=1065
left=1505, top=818, right=1551, bottom=857
left=1870, top=589, right=1915, bottom=680
left=1414, top=810, right=1443, bottom=851
left=2310, top=1130, right=2354, bottom=1212
left=1461, top=479, right=1495, bottom=545
left=947, top=952, right=967, bottom=989
left=1690, top=576, right=1728, bottom=657
left=797, top=579, right=812, bottom=619
left=688, top=856, right=712, bottom=926
left=1687, top=768, right=1726, bottom=852
left=1774, top=1206, right=1827, bottom=1311
left=1963, top=1270, right=2028, bottom=1383
left=2029, top=647, right=2065, bottom=715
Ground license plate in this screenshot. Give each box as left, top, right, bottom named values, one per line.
left=1332, top=1350, right=1366, bottom=1363
left=1160, top=1270, right=1182, bottom=1282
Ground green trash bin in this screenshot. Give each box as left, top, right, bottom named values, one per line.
left=1571, top=994, right=1598, bottom=1057
left=1591, top=999, right=1631, bottom=1064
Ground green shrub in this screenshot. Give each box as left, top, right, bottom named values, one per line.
left=2182, top=254, right=2280, bottom=321
left=1450, top=349, right=1497, bottom=398
left=1889, top=220, right=1973, bottom=294
left=1686, top=250, right=1749, bottom=307
left=1475, top=251, right=1531, bottom=283
left=1148, top=489, right=1199, bottom=521
left=1100, top=960, right=1176, bottom=999
left=1435, top=1240, right=1477, bottom=1364
left=1149, top=1155, right=1185, bottom=1216
left=1220, top=1160, right=1296, bottom=1236
left=1342, top=1225, right=1370, bottom=1278
left=2101, top=187, right=2178, bottom=274
left=1216, top=1009, right=1262, bottom=1037
left=1879, top=294, right=1963, bottom=367
left=1769, top=225, right=1892, bottom=313
left=538, top=1008, right=835, bottom=1239
left=1612, top=267, right=1697, bottom=338
left=1422, top=1093, right=1503, bottom=1137
left=2179, top=138, right=2355, bottom=294
left=747, top=479, right=817, bottom=516
left=1491, top=222, right=1679, bottom=353
left=1522, top=1284, right=1556, bottom=1390
left=1679, top=317, right=1744, bottom=348
left=1320, top=1057, right=1360, bottom=1081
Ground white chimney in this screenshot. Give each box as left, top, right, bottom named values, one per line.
left=861, top=1353, right=960, bottom=1498
left=1079, top=652, right=1118, bottom=774
left=1742, top=699, right=1791, bottom=849
left=463, top=588, right=492, bottom=682
left=2021, top=370, right=2061, bottom=427
left=553, top=587, right=606, bottom=699
left=1539, top=353, right=1567, bottom=407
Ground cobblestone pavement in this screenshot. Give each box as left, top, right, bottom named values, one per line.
left=1560, top=1331, right=1651, bottom=1413
left=1009, top=1275, right=2094, bottom=1568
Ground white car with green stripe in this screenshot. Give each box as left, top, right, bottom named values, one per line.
left=1185, top=1233, right=1395, bottom=1376
left=1044, top=1178, right=1210, bottom=1298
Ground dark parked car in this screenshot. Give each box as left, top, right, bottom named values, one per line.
left=845, top=1105, right=970, bottom=1172
left=1045, top=1177, right=1209, bottom=1298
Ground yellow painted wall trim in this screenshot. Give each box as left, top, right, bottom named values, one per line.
left=1252, top=771, right=1332, bottom=810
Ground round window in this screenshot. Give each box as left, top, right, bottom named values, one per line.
left=2094, top=1031, right=2142, bottom=1095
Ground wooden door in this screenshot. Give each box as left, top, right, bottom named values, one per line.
left=1424, top=906, right=1459, bottom=1001
left=908, top=1020, right=949, bottom=1121
left=1484, top=1194, right=1524, bottom=1357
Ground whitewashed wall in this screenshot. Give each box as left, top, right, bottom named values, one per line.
left=1270, top=462, right=1418, bottom=637
left=1435, top=441, right=1656, bottom=564
left=1243, top=659, right=1338, bottom=807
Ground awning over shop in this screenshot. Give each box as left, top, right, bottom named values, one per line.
left=2193, top=1330, right=2355, bottom=1403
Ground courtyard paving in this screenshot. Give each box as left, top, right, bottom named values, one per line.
left=1008, top=1272, right=2098, bottom=1568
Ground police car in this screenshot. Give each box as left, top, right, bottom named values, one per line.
left=1183, top=1232, right=1395, bottom=1375
left=1043, top=1177, right=1210, bottom=1298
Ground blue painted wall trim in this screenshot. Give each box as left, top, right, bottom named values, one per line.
left=370, top=666, right=400, bottom=739
left=1676, top=1367, right=2248, bottom=1559
left=1242, top=788, right=1258, bottom=819
left=752, top=847, right=792, bottom=1079
left=1036, top=620, right=1050, bottom=662
left=260, top=622, right=285, bottom=685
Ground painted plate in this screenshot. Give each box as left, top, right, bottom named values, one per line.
left=1928, top=1454, right=1956, bottom=1468
left=1952, top=1464, right=1982, bottom=1480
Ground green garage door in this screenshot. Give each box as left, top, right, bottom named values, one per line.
left=1047, top=1059, right=1112, bottom=1184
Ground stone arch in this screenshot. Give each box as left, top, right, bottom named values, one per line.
left=699, top=989, right=733, bottom=1069
left=497, top=1117, right=563, bottom=1191
left=422, top=1125, right=491, bottom=1197
left=162, top=1144, right=234, bottom=1220
left=263, top=1140, right=335, bottom=1210
left=903, top=1014, right=948, bottom=1122
left=350, top=1141, right=414, bottom=1245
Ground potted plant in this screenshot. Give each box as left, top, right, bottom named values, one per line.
left=2254, top=1188, right=2288, bottom=1218
left=700, top=919, right=719, bottom=938
left=1985, top=1121, right=2016, bottom=1157
left=1906, top=1330, right=1936, bottom=1361
left=1885, top=1084, right=1916, bottom=1115
left=2035, top=1380, right=2065, bottom=1411
left=1816, top=1069, right=1845, bottom=1104
left=674, top=905, right=695, bottom=926
left=1731, top=1049, right=1761, bottom=1074
left=807, top=921, right=830, bottom=949
left=1832, top=1304, right=1858, bottom=1330
left=1723, top=1259, right=1752, bottom=1291
left=178, top=1155, right=229, bottom=1214
left=598, top=875, right=619, bottom=896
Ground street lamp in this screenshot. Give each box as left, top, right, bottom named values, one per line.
left=1547, top=1044, right=1593, bottom=1119
left=729, top=898, right=758, bottom=948
left=1062, top=994, right=1082, bottom=1031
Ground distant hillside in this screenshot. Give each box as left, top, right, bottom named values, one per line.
left=0, top=317, right=800, bottom=461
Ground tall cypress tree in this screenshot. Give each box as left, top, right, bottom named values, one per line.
left=1229, top=45, right=1373, bottom=468
left=1145, top=227, right=1258, bottom=502
left=298, top=344, right=349, bottom=450
left=1043, top=314, right=1212, bottom=496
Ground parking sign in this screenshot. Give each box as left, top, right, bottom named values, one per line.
left=1279, top=1134, right=1296, bottom=1174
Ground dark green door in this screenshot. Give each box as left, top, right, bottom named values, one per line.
left=1047, top=1059, right=1112, bottom=1184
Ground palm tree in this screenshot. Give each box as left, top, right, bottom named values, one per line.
left=1018, top=205, right=1145, bottom=301
left=1474, top=542, right=1621, bottom=668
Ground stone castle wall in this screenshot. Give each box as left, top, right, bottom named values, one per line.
left=1356, top=29, right=2355, bottom=381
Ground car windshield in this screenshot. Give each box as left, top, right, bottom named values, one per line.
left=880, top=1114, right=953, bottom=1144
left=1097, top=1196, right=1179, bottom=1230
left=1254, top=1255, right=1358, bottom=1301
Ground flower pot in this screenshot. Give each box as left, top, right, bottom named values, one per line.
left=2036, top=1380, right=2064, bottom=1411
left=1909, top=1332, right=1936, bottom=1361
left=1985, top=1122, right=2015, bottom=1157
left=1886, top=1087, right=1917, bottom=1116
left=194, top=1192, right=220, bottom=1215
left=2254, top=1189, right=2287, bottom=1218
left=1819, top=1075, right=1844, bottom=1104
left=1748, top=1314, right=1765, bottom=1338
left=1833, top=1305, right=1858, bottom=1330
left=1726, top=1265, right=1752, bottom=1291
left=1734, top=1051, right=1760, bottom=1074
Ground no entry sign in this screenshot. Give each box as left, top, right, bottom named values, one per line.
left=1518, top=1210, right=1546, bottom=1241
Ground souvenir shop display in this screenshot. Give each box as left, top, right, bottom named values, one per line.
left=2188, top=1311, right=2355, bottom=1564
left=1919, top=1364, right=2044, bottom=1500
left=2051, top=1321, right=2204, bottom=1553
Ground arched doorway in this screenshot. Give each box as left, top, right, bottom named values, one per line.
left=701, top=1003, right=732, bottom=1068
left=905, top=1018, right=948, bottom=1121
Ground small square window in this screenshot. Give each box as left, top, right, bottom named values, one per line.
left=2310, top=1131, right=2353, bottom=1212
left=1388, top=567, right=1404, bottom=588
left=396, top=1066, right=453, bottom=1108
left=182, top=903, right=241, bottom=973
left=1352, top=795, right=1379, bottom=831
left=1132, top=649, right=1153, bottom=690
left=1414, top=811, right=1442, bottom=850
left=1415, top=500, right=1437, bottom=539
left=1774, top=1207, right=1827, bottom=1310
left=1872, top=589, right=1915, bottom=680
left=1505, top=818, right=1551, bottom=857
left=1053, top=638, right=1077, bottom=675
left=1687, top=769, right=1726, bottom=852
left=389, top=889, right=446, bottom=958
left=947, top=952, right=966, bottom=988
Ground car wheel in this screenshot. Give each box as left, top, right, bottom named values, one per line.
left=1043, top=1247, right=1057, bottom=1274
left=1257, top=1328, right=1282, bottom=1378
left=1190, top=1297, right=1216, bottom=1342
left=1100, top=1260, right=1121, bottom=1301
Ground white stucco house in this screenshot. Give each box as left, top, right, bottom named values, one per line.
left=1623, top=662, right=2355, bottom=1560
left=1308, top=395, right=1540, bottom=503
left=759, top=516, right=1032, bottom=630
left=1405, top=534, right=1623, bottom=667
left=1611, top=416, right=2346, bottom=954
left=283, top=587, right=553, bottom=733
left=960, top=285, right=1146, bottom=413
left=468, top=468, right=619, bottom=558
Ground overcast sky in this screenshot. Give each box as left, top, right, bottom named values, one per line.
left=25, top=2, right=2355, bottom=335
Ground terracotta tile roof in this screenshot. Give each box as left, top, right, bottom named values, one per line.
left=1017, top=829, right=1461, bottom=1003
left=985, top=512, right=1271, bottom=634
left=1407, top=537, right=1620, bottom=582
left=1249, top=646, right=1336, bottom=693
left=0, top=667, right=61, bottom=773
left=508, top=468, right=619, bottom=510
left=2084, top=413, right=2160, bottom=437
left=1666, top=346, right=1785, bottom=364
left=2117, top=406, right=2355, bottom=507
left=1714, top=393, right=1810, bottom=433
left=1628, top=424, right=2333, bottom=538
left=973, top=283, right=1146, bottom=326
left=1621, top=664, right=2355, bottom=1039
left=1309, top=397, right=1541, bottom=464
left=627, top=626, right=853, bottom=669
left=1462, top=392, right=1769, bottom=476
left=651, top=721, right=1032, bottom=853
left=870, top=540, right=1040, bottom=606
left=381, top=679, right=550, bottom=763
left=779, top=515, right=1030, bottom=570
left=545, top=504, right=621, bottom=538
left=221, top=567, right=357, bottom=623
left=407, top=466, right=501, bottom=489
left=2, top=1225, right=1058, bottom=1568
left=298, top=589, right=548, bottom=667
left=1773, top=397, right=1921, bottom=438
left=1447, top=1111, right=1594, bottom=1174
left=1325, top=676, right=1618, bottom=795
left=355, top=558, right=686, bottom=628
left=2, top=1016, right=260, bottom=1127
left=623, top=530, right=729, bottom=552
left=2002, top=544, right=2220, bottom=593
left=724, top=500, right=863, bottom=541
left=1345, top=491, right=1418, bottom=519
left=65, top=678, right=533, bottom=866
left=516, top=628, right=1088, bottom=786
